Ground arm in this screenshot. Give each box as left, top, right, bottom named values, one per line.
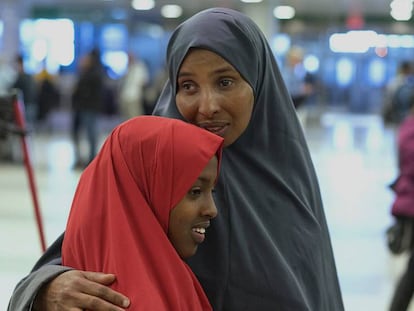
left=10, top=264, right=71, bottom=311
left=7, top=233, right=130, bottom=311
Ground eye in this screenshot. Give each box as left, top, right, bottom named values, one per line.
left=219, top=78, right=233, bottom=88
left=188, top=187, right=202, bottom=197
left=178, top=80, right=196, bottom=93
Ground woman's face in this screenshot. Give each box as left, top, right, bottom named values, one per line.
left=176, top=49, right=254, bottom=147
left=168, top=156, right=218, bottom=259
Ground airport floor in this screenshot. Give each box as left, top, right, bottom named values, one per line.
left=0, top=107, right=413, bottom=310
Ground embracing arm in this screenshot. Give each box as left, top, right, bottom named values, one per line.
left=7, top=233, right=130, bottom=311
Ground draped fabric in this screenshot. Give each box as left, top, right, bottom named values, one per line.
left=392, top=115, right=414, bottom=217
left=153, top=8, right=344, bottom=311
left=62, top=115, right=223, bottom=310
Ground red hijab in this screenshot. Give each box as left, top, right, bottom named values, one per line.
left=62, top=116, right=223, bottom=310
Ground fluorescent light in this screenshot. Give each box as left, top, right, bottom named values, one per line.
left=273, top=6, right=295, bottom=19
left=271, top=34, right=291, bottom=55
left=390, top=9, right=412, bottom=21
left=161, top=5, right=183, bottom=18
left=390, top=0, right=413, bottom=21
left=240, top=0, right=263, bottom=3
left=131, top=0, right=155, bottom=10
left=329, top=31, right=378, bottom=53
left=399, top=34, right=414, bottom=48
left=303, top=55, right=320, bottom=73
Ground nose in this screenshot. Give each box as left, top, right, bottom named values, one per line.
left=198, top=88, right=220, bottom=118
left=202, top=196, right=218, bottom=219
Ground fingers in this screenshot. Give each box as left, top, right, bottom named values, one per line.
left=76, top=292, right=129, bottom=311
left=36, top=270, right=130, bottom=311
left=83, top=271, right=117, bottom=285
left=80, top=271, right=130, bottom=309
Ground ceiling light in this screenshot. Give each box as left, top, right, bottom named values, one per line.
left=131, top=0, right=155, bottom=10
left=161, top=5, right=183, bottom=18
left=240, top=0, right=263, bottom=3
left=390, top=10, right=412, bottom=21
left=273, top=6, right=295, bottom=20
left=390, top=0, right=413, bottom=21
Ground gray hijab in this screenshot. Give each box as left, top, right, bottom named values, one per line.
left=153, top=8, right=344, bottom=311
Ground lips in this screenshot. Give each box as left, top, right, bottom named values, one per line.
left=191, top=221, right=210, bottom=244
left=197, top=121, right=229, bottom=137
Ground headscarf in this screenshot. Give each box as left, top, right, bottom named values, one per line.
left=62, top=115, right=223, bottom=310
left=153, top=8, right=344, bottom=311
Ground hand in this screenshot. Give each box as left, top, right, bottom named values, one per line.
left=33, top=270, right=130, bottom=311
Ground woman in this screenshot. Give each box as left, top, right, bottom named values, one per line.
left=8, top=8, right=343, bottom=311
left=388, top=96, right=414, bottom=311
left=71, top=48, right=105, bottom=168
left=62, top=116, right=222, bottom=310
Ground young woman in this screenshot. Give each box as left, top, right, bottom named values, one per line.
left=59, top=116, right=222, bottom=310
left=8, top=8, right=343, bottom=311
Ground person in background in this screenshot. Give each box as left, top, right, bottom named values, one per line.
left=0, top=55, right=18, bottom=162
left=8, top=8, right=344, bottom=311
left=0, top=54, right=16, bottom=96
left=388, top=93, right=414, bottom=311
left=117, top=52, right=149, bottom=121
left=34, top=64, right=60, bottom=128
left=281, top=46, right=316, bottom=127
left=386, top=61, right=413, bottom=106
left=382, top=61, right=414, bottom=125
left=143, top=64, right=168, bottom=115
left=60, top=116, right=223, bottom=310
left=71, top=48, right=105, bottom=169
left=282, top=46, right=315, bottom=107
left=10, top=54, right=37, bottom=126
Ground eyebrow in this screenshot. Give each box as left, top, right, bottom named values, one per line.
left=197, top=176, right=214, bottom=184
left=178, top=65, right=236, bottom=79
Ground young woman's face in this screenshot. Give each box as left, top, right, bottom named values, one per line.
left=176, top=49, right=254, bottom=147
left=168, top=156, right=218, bottom=259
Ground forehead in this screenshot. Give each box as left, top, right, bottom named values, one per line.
left=179, top=49, right=238, bottom=73
left=182, top=49, right=224, bottom=64
left=199, top=156, right=218, bottom=179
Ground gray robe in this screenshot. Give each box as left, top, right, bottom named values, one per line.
left=153, top=8, right=344, bottom=311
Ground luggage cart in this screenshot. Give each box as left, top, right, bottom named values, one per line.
left=0, top=89, right=46, bottom=252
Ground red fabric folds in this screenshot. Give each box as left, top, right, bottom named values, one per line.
left=62, top=115, right=223, bottom=310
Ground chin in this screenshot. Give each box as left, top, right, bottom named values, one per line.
left=179, top=247, right=198, bottom=259
left=223, top=137, right=236, bottom=147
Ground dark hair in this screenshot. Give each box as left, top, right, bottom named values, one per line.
left=399, top=61, right=412, bottom=75
left=15, top=54, right=24, bottom=65
left=89, top=48, right=102, bottom=66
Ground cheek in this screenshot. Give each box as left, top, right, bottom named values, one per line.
left=233, top=90, right=254, bottom=126
left=168, top=215, right=185, bottom=250
left=176, top=96, right=195, bottom=122
left=169, top=204, right=194, bottom=233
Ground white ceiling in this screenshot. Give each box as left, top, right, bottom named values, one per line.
left=0, top=0, right=396, bottom=18
left=285, top=0, right=391, bottom=16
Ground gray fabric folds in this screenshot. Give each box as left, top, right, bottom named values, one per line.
left=153, top=7, right=344, bottom=311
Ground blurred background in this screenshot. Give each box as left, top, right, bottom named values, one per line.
left=1, top=0, right=413, bottom=115
left=1, top=0, right=414, bottom=310
left=1, top=0, right=413, bottom=114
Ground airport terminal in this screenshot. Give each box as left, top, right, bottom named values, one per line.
left=1, top=0, right=414, bottom=310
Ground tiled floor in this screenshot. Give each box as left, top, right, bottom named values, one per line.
left=0, top=108, right=413, bottom=310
